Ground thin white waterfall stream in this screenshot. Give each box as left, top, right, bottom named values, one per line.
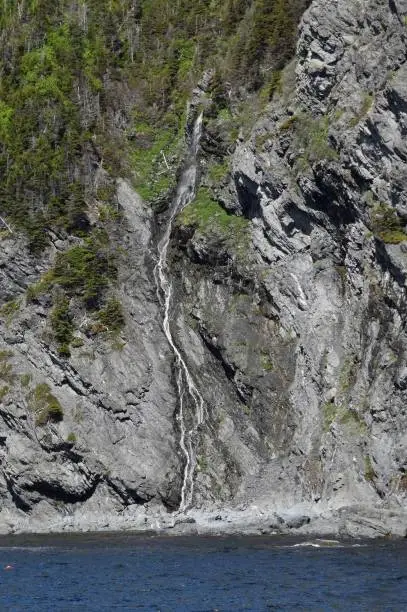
left=154, top=113, right=205, bottom=513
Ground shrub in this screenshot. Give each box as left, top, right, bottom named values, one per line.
left=0, top=299, right=21, bottom=321
left=20, top=373, right=32, bottom=387
left=50, top=295, right=74, bottom=357
left=371, top=203, right=407, bottom=244
left=177, top=188, right=250, bottom=259
left=179, top=189, right=248, bottom=235
left=52, top=230, right=115, bottom=309
left=97, top=297, right=125, bottom=333
left=29, top=383, right=64, bottom=426
left=293, top=112, right=339, bottom=167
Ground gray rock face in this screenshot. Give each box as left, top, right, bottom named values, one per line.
left=1, top=0, right=407, bottom=538
left=0, top=179, right=182, bottom=532
left=168, top=0, right=407, bottom=535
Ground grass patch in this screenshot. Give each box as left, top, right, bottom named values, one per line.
left=323, top=401, right=337, bottom=431
left=208, top=160, right=230, bottom=183
left=20, top=373, right=32, bottom=388
left=280, top=115, right=298, bottom=130
left=28, top=383, right=64, bottom=426
left=67, top=432, right=77, bottom=444
left=26, top=272, right=54, bottom=303
left=339, top=355, right=357, bottom=393
left=338, top=409, right=366, bottom=434
left=178, top=188, right=250, bottom=255
left=111, top=339, right=126, bottom=352
left=260, top=352, right=273, bottom=371
left=0, top=350, right=15, bottom=385
left=364, top=456, right=376, bottom=482
left=349, top=93, right=374, bottom=127
left=197, top=454, right=208, bottom=473
left=130, top=114, right=185, bottom=203
left=292, top=112, right=339, bottom=169
left=322, top=401, right=366, bottom=434
left=0, top=298, right=21, bottom=324
left=0, top=385, right=9, bottom=401
left=371, top=203, right=407, bottom=244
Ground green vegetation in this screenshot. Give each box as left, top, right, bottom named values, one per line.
left=322, top=401, right=366, bottom=434
left=323, top=401, right=337, bottom=431
left=371, top=203, right=407, bottom=244
left=73, top=405, right=84, bottom=424
left=28, top=383, right=64, bottom=426
left=0, top=386, right=9, bottom=401
left=399, top=474, right=407, bottom=491
left=97, top=297, right=125, bottom=333
left=0, top=1, right=136, bottom=248
left=280, top=115, right=298, bottom=131
left=335, top=265, right=347, bottom=291
left=220, top=0, right=308, bottom=89
left=50, top=295, right=74, bottom=357
left=197, top=454, right=208, bottom=473
left=179, top=188, right=248, bottom=235
left=0, top=0, right=308, bottom=237
left=178, top=188, right=250, bottom=256
left=338, top=409, right=366, bottom=433
left=1, top=0, right=308, bottom=354
left=364, top=455, right=376, bottom=482
left=20, top=373, right=32, bottom=388
left=260, top=352, right=274, bottom=372
left=131, top=116, right=185, bottom=203
left=0, top=351, right=13, bottom=400
left=0, top=350, right=15, bottom=385
left=349, top=93, right=374, bottom=127
left=208, top=160, right=230, bottom=183
left=0, top=299, right=21, bottom=324
left=339, top=355, right=357, bottom=393
left=111, top=339, right=127, bottom=352
left=27, top=231, right=116, bottom=307
left=293, top=112, right=339, bottom=169
left=27, top=229, right=122, bottom=353
left=67, top=432, right=77, bottom=444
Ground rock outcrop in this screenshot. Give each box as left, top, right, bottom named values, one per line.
left=170, top=0, right=407, bottom=536
left=0, top=180, right=181, bottom=532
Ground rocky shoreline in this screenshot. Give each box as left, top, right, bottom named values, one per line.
left=0, top=502, right=406, bottom=540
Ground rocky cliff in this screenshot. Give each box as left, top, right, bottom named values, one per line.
left=1, top=0, right=407, bottom=538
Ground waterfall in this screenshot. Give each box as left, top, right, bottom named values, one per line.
left=154, top=113, right=205, bottom=513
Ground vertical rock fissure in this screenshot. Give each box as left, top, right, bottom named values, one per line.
left=154, top=112, right=205, bottom=513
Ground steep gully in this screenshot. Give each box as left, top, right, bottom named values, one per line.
left=154, top=113, right=205, bottom=513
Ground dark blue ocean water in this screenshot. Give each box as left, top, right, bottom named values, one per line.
left=0, top=534, right=405, bottom=611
